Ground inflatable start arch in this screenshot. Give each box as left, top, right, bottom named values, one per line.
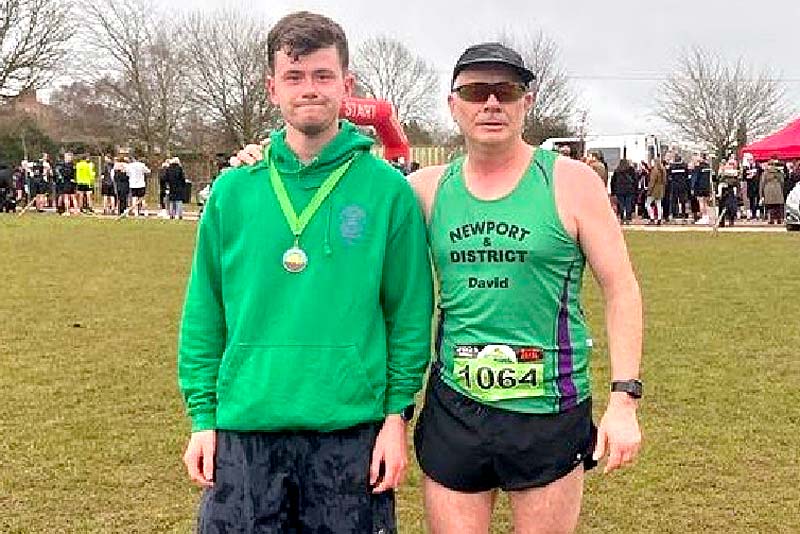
left=339, top=97, right=409, bottom=162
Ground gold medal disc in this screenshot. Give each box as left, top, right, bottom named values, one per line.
left=283, top=247, right=308, bottom=273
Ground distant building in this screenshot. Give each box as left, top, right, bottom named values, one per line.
left=4, top=88, right=55, bottom=124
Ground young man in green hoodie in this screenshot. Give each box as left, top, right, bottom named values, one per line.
left=177, top=11, right=432, bottom=533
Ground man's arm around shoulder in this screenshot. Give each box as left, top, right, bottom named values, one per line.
left=407, top=164, right=448, bottom=223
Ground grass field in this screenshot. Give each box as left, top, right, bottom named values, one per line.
left=1, top=216, right=798, bottom=533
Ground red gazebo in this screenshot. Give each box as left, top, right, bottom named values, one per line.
left=740, top=118, right=800, bottom=161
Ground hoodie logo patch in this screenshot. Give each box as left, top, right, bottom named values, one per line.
left=340, top=205, right=366, bottom=243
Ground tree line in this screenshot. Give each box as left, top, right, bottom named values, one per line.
left=0, top=0, right=792, bottom=164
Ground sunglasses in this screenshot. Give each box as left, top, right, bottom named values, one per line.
left=451, top=82, right=527, bottom=103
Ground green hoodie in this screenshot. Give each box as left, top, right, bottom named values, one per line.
left=178, top=121, right=433, bottom=432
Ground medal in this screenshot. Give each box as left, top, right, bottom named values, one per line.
left=282, top=240, right=308, bottom=273
left=267, top=145, right=357, bottom=274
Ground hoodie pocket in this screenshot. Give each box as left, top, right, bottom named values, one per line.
left=216, top=343, right=382, bottom=430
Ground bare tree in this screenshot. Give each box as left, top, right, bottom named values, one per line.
left=656, top=46, right=792, bottom=160
left=499, top=31, right=579, bottom=144
left=147, top=29, right=188, bottom=153
left=353, top=37, right=440, bottom=127
left=182, top=9, right=278, bottom=148
left=79, top=0, right=189, bottom=155
left=0, top=0, right=72, bottom=98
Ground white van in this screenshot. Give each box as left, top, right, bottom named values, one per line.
left=541, top=134, right=663, bottom=171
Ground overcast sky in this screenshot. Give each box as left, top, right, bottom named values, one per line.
left=170, top=0, right=800, bottom=137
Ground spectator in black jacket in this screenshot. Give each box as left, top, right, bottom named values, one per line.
left=718, top=160, right=740, bottom=227
left=100, top=155, right=117, bottom=215
left=13, top=165, right=25, bottom=206
left=165, top=157, right=186, bottom=219
left=31, top=154, right=51, bottom=212
left=691, top=153, right=713, bottom=224
left=611, top=159, right=636, bottom=224
left=636, top=161, right=650, bottom=219
left=114, top=159, right=130, bottom=215
left=55, top=153, right=77, bottom=215
left=0, top=161, right=14, bottom=212
left=158, top=160, right=169, bottom=217
left=744, top=164, right=761, bottom=220
left=668, top=154, right=690, bottom=221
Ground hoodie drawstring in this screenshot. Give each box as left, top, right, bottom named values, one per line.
left=324, top=201, right=333, bottom=256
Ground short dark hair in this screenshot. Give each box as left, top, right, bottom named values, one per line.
left=267, top=11, right=348, bottom=75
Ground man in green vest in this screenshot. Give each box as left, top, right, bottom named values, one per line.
left=407, top=42, right=643, bottom=534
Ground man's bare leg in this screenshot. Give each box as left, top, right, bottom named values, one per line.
left=508, top=466, right=584, bottom=534
left=699, top=197, right=709, bottom=220
left=424, top=476, right=496, bottom=534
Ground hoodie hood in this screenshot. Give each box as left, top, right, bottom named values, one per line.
left=264, top=120, right=374, bottom=182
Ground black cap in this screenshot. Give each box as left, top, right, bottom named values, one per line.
left=452, top=42, right=536, bottom=88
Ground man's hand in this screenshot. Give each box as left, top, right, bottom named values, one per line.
left=183, top=430, right=217, bottom=487
left=370, top=415, right=408, bottom=493
left=593, top=393, right=642, bottom=474
left=229, top=139, right=268, bottom=168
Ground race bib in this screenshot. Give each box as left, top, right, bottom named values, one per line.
left=453, top=344, right=545, bottom=402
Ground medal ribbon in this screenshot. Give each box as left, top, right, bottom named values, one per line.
left=267, top=146, right=356, bottom=242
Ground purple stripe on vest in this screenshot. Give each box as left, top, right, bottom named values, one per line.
left=557, top=267, right=578, bottom=411
left=434, top=307, right=445, bottom=359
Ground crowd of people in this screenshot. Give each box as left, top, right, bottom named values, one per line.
left=5, top=147, right=798, bottom=228
left=0, top=153, right=192, bottom=219
left=558, top=145, right=800, bottom=227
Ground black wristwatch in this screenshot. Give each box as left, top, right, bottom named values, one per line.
left=399, top=404, right=415, bottom=422
left=610, top=379, right=643, bottom=399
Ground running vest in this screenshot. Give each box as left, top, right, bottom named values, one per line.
left=429, top=149, right=592, bottom=413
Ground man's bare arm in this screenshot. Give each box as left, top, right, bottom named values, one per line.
left=555, top=157, right=643, bottom=473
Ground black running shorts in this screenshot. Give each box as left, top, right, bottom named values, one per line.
left=198, top=422, right=396, bottom=534
left=695, top=187, right=710, bottom=197
left=32, top=180, right=48, bottom=195
left=414, top=375, right=596, bottom=493
left=131, top=187, right=146, bottom=198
